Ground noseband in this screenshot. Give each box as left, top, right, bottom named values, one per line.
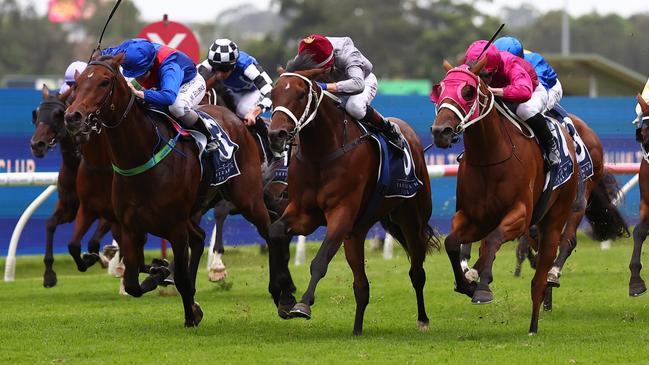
left=83, top=60, right=135, bottom=133
left=271, top=72, right=326, bottom=142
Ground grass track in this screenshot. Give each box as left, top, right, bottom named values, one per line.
left=2, top=234, right=649, bottom=364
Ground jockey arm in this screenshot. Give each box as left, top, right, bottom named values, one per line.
left=242, top=63, right=273, bottom=113
left=143, top=61, right=183, bottom=106
left=333, top=65, right=365, bottom=95
left=197, top=60, right=215, bottom=81
left=500, top=62, right=534, bottom=103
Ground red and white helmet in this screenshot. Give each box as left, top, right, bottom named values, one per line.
left=297, top=34, right=334, bottom=69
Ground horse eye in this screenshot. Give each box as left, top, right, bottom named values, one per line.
left=297, top=91, right=306, bottom=100
left=99, top=79, right=110, bottom=87
left=32, top=109, right=38, bottom=124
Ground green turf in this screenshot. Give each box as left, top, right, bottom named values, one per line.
left=2, top=234, right=649, bottom=364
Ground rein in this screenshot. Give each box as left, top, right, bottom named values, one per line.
left=273, top=72, right=370, bottom=163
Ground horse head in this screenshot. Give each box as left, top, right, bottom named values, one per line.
left=269, top=66, right=327, bottom=153
left=30, top=85, right=69, bottom=158
left=64, top=53, right=128, bottom=137
left=430, top=58, right=489, bottom=148
left=636, top=94, right=649, bottom=148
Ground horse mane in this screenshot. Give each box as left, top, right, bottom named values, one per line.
left=286, top=53, right=320, bottom=72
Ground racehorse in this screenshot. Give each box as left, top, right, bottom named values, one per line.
left=200, top=75, right=287, bottom=281
left=629, top=95, right=649, bottom=297
left=430, top=59, right=578, bottom=334
left=64, top=53, right=294, bottom=327
left=512, top=114, right=629, bottom=310
left=267, top=54, right=439, bottom=336
left=30, top=85, right=113, bottom=286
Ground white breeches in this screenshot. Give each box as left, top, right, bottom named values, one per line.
left=169, top=73, right=206, bottom=126
left=516, top=83, right=549, bottom=120
left=343, top=73, right=378, bottom=120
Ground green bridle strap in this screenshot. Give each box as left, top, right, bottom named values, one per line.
left=112, top=132, right=182, bottom=176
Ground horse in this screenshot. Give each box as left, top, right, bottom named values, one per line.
left=267, top=54, right=439, bottom=336
left=430, top=59, right=578, bottom=334
left=30, top=85, right=113, bottom=286
left=511, top=114, right=629, bottom=311
left=629, top=94, right=649, bottom=297
left=200, top=75, right=288, bottom=281
left=64, top=53, right=294, bottom=327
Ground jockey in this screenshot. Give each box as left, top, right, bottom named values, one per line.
left=494, top=36, right=564, bottom=115
left=295, top=34, right=404, bottom=149
left=101, top=38, right=214, bottom=150
left=463, top=40, right=560, bottom=167
left=59, top=61, right=87, bottom=95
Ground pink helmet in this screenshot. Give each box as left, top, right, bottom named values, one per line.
left=463, top=40, right=502, bottom=74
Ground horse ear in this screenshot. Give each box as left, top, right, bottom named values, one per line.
left=42, top=84, right=49, bottom=99
left=90, top=50, right=101, bottom=61
left=276, top=66, right=286, bottom=75
left=112, top=52, right=126, bottom=65
left=74, top=70, right=81, bottom=83
left=442, top=59, right=453, bottom=72
left=469, top=57, right=487, bottom=75
left=638, top=94, right=649, bottom=116
left=58, top=87, right=72, bottom=102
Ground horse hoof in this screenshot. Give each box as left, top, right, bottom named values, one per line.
left=417, top=320, right=430, bottom=332
left=192, top=302, right=203, bottom=325
left=353, top=329, right=363, bottom=336
left=151, top=258, right=169, bottom=268
left=513, top=267, right=522, bottom=277
left=289, top=302, right=312, bottom=319
left=471, top=289, right=493, bottom=304
left=629, top=281, right=647, bottom=297
left=277, top=303, right=295, bottom=320
left=98, top=254, right=110, bottom=269
left=208, top=267, right=228, bottom=282
left=543, top=304, right=552, bottom=312
left=43, top=271, right=57, bottom=288
left=547, top=267, right=561, bottom=287
left=454, top=281, right=476, bottom=298
left=465, top=268, right=479, bottom=283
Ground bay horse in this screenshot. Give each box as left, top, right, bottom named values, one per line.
left=267, top=55, right=439, bottom=336
left=30, top=85, right=113, bottom=286
left=430, top=59, right=578, bottom=334
left=64, top=53, right=294, bottom=327
left=200, top=76, right=287, bottom=281
left=512, top=114, right=628, bottom=310
left=629, top=95, right=649, bottom=297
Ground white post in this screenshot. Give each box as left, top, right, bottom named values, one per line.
left=383, top=233, right=394, bottom=260
left=4, top=185, right=58, bottom=282
left=206, top=224, right=217, bottom=270
left=295, top=235, right=306, bottom=266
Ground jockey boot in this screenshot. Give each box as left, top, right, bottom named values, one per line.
left=526, top=113, right=560, bottom=167
left=360, top=105, right=405, bottom=150
left=190, top=116, right=218, bottom=152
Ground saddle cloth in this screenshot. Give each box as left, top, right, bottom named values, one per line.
left=546, top=109, right=594, bottom=180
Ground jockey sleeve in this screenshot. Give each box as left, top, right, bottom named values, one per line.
left=143, top=60, right=184, bottom=105
left=242, top=63, right=273, bottom=112
left=327, top=37, right=373, bottom=95
left=524, top=51, right=558, bottom=90
left=492, top=52, right=534, bottom=103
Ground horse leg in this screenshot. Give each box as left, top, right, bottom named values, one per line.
left=209, top=200, right=230, bottom=282
left=43, top=204, right=72, bottom=287
left=629, top=219, right=649, bottom=296
left=472, top=205, right=527, bottom=304
left=445, top=212, right=478, bottom=298
left=515, top=235, right=530, bottom=277
left=188, top=218, right=206, bottom=285
left=67, top=206, right=99, bottom=272
left=87, top=218, right=112, bottom=269
left=342, top=230, right=370, bottom=336
left=290, top=210, right=353, bottom=319
left=548, top=210, right=582, bottom=287
left=167, top=224, right=203, bottom=327
left=120, top=228, right=148, bottom=297
left=459, top=243, right=472, bottom=273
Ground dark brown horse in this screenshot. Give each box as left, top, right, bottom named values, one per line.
left=267, top=55, right=439, bottom=336
left=64, top=53, right=294, bottom=326
left=512, top=114, right=628, bottom=310
left=629, top=95, right=649, bottom=296
left=30, top=85, right=112, bottom=286
left=430, top=60, right=578, bottom=334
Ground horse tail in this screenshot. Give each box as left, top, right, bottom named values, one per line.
left=379, top=219, right=440, bottom=256
left=585, top=171, right=630, bottom=240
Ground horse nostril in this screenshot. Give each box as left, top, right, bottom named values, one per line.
left=64, top=111, right=82, bottom=125
left=30, top=140, right=46, bottom=150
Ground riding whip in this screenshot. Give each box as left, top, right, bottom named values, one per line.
left=87, top=0, right=123, bottom=62
left=476, top=23, right=505, bottom=60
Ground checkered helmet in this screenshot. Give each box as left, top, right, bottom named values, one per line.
left=207, top=39, right=239, bottom=70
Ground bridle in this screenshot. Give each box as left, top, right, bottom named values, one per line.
left=434, top=71, right=495, bottom=137
left=83, top=60, right=135, bottom=134
left=271, top=72, right=326, bottom=143
left=33, top=98, right=68, bottom=146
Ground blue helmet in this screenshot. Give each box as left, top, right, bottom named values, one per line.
left=119, top=39, right=157, bottom=78
left=494, top=36, right=524, bottom=58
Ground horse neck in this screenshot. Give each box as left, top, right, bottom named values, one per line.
left=101, top=96, right=159, bottom=170
left=462, top=99, right=511, bottom=165
left=80, top=131, right=112, bottom=167
left=296, top=98, right=348, bottom=161
left=59, top=133, right=81, bottom=168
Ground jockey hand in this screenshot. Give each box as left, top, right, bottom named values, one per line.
left=316, top=81, right=327, bottom=90
left=243, top=106, right=262, bottom=126
left=488, top=87, right=504, bottom=97
left=128, top=82, right=145, bottom=99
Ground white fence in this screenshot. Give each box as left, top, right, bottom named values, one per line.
left=2, top=163, right=643, bottom=281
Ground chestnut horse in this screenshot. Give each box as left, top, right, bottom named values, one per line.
left=512, top=114, right=628, bottom=311
left=267, top=55, right=439, bottom=336
left=430, top=60, right=578, bottom=334
left=64, top=54, right=294, bottom=327
left=30, top=85, right=113, bottom=286
left=629, top=95, right=649, bottom=297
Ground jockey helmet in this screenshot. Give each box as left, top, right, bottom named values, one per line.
left=463, top=40, right=502, bottom=74
left=60, top=61, right=88, bottom=93
left=208, top=39, right=239, bottom=71
left=297, top=34, right=334, bottom=69
left=494, top=36, right=524, bottom=58
left=119, top=39, right=157, bottom=79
